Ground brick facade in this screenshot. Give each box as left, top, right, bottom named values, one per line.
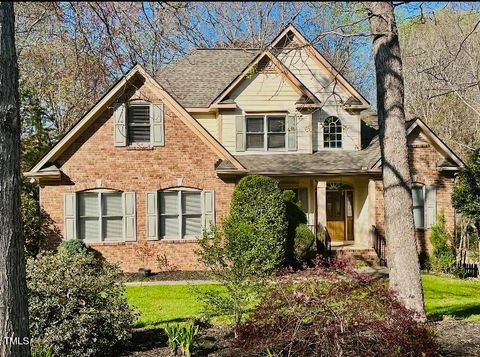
left=374, top=127, right=457, bottom=254
left=39, top=78, right=235, bottom=272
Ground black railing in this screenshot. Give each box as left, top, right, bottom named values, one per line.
left=372, top=225, right=387, bottom=266
left=460, top=263, right=479, bottom=277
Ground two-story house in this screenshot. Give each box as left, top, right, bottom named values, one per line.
left=26, top=25, right=464, bottom=271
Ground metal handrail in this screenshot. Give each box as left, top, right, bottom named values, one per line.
left=372, top=225, right=387, bottom=266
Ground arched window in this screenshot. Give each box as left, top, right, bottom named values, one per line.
left=323, top=116, right=342, bottom=148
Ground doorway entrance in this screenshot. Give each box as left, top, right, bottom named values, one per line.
left=326, top=184, right=354, bottom=241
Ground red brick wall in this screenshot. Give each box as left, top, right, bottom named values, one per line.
left=39, top=78, right=235, bottom=272
left=374, top=127, right=457, bottom=254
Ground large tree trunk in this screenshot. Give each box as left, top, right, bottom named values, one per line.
left=365, top=1, right=426, bottom=319
left=0, top=3, right=31, bottom=356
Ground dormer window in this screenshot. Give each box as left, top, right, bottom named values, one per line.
left=323, top=116, right=342, bottom=149
left=127, top=104, right=151, bottom=144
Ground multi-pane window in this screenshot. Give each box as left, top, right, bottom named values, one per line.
left=412, top=184, right=425, bottom=229
left=127, top=104, right=150, bottom=144
left=323, top=116, right=342, bottom=148
left=78, top=191, right=124, bottom=242
left=159, top=190, right=203, bottom=239
left=246, top=115, right=286, bottom=150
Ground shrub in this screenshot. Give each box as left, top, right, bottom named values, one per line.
left=294, top=224, right=315, bottom=263
left=283, top=190, right=308, bottom=265
left=237, top=261, right=437, bottom=356
left=429, top=212, right=456, bottom=274
left=227, top=175, right=287, bottom=274
left=57, top=239, right=90, bottom=255
left=196, top=223, right=263, bottom=336
left=27, top=250, right=138, bottom=357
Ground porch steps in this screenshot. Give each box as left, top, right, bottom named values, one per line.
left=331, top=247, right=381, bottom=267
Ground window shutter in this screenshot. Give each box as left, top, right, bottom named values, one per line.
left=64, top=193, right=77, bottom=240
left=151, top=103, right=165, bottom=146
left=202, top=191, right=215, bottom=230
left=235, top=115, right=245, bottom=151
left=114, top=104, right=127, bottom=146
left=123, top=192, right=136, bottom=241
left=146, top=191, right=159, bottom=240
left=425, top=185, right=437, bottom=228
left=287, top=114, right=297, bottom=151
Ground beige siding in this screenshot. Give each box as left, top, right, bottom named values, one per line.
left=312, top=107, right=361, bottom=151
left=221, top=72, right=312, bottom=154
left=279, top=48, right=362, bottom=150
left=193, top=113, right=218, bottom=139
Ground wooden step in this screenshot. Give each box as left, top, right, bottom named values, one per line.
left=332, top=248, right=381, bottom=267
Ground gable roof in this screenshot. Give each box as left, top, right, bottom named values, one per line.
left=272, top=24, right=370, bottom=107
left=26, top=64, right=246, bottom=176
left=211, top=50, right=322, bottom=107
left=156, top=49, right=258, bottom=108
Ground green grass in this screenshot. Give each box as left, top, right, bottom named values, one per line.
left=423, top=274, right=480, bottom=321
left=126, top=284, right=224, bottom=328
left=126, top=275, right=480, bottom=328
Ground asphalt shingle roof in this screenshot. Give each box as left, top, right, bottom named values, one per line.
left=156, top=49, right=259, bottom=108
left=217, top=139, right=381, bottom=174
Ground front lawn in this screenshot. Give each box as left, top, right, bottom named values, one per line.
left=126, top=274, right=480, bottom=328
left=423, top=274, right=480, bottom=321
left=126, top=284, right=224, bottom=328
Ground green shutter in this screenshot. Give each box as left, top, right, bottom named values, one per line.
left=64, top=193, right=77, bottom=240
left=151, top=103, right=164, bottom=146
left=235, top=115, right=245, bottom=151
left=146, top=191, right=159, bottom=240
left=202, top=190, right=215, bottom=230
left=114, top=104, right=127, bottom=146
left=123, top=192, right=136, bottom=241
left=287, top=114, right=297, bottom=151
left=425, top=185, right=437, bottom=228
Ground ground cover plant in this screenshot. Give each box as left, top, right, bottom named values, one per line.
left=236, top=258, right=438, bottom=356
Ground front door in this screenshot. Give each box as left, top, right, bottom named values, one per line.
left=326, top=190, right=345, bottom=241
left=326, top=188, right=354, bottom=241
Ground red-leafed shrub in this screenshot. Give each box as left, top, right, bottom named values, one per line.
left=236, top=260, right=437, bottom=357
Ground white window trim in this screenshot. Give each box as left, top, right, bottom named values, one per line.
left=412, top=183, right=425, bottom=230
left=159, top=189, right=205, bottom=240
left=78, top=190, right=125, bottom=243
left=323, top=116, right=343, bottom=149
left=245, top=114, right=288, bottom=152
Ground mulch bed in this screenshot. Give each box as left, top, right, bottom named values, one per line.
left=118, top=270, right=210, bottom=283
left=116, top=325, right=236, bottom=357
left=436, top=320, right=480, bottom=356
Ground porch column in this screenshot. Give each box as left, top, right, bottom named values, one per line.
left=368, top=178, right=376, bottom=247
left=316, top=180, right=327, bottom=229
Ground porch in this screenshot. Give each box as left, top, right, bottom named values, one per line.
left=279, top=176, right=386, bottom=265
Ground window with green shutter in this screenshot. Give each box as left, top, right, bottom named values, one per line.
left=74, top=190, right=136, bottom=242
left=153, top=189, right=214, bottom=240
left=244, top=114, right=294, bottom=151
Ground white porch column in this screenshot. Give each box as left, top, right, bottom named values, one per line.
left=316, top=180, right=327, bottom=229
left=368, top=178, right=377, bottom=246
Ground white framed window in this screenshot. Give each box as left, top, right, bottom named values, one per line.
left=323, top=116, right=342, bottom=149
left=64, top=190, right=136, bottom=242
left=412, top=184, right=425, bottom=229
left=411, top=183, right=437, bottom=229
left=246, top=115, right=287, bottom=150
left=147, top=189, right=215, bottom=240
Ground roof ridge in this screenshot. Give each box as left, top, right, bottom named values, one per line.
left=194, top=47, right=260, bottom=51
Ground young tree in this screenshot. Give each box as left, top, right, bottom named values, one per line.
left=364, top=1, right=426, bottom=319
left=0, top=2, right=31, bottom=356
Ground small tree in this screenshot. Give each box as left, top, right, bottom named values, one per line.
left=429, top=211, right=456, bottom=274
left=196, top=175, right=287, bottom=335
left=453, top=149, right=480, bottom=233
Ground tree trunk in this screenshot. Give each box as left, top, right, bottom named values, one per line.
left=0, top=3, right=31, bottom=356
left=365, top=1, right=426, bottom=319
